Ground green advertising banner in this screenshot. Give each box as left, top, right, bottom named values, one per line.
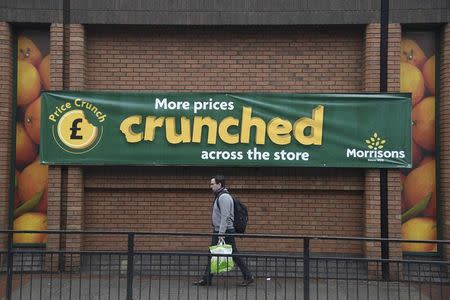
left=41, top=92, right=411, bottom=168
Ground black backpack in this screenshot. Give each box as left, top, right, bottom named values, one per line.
left=216, top=192, right=249, bottom=233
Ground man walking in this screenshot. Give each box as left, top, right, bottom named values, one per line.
left=194, top=174, right=254, bottom=286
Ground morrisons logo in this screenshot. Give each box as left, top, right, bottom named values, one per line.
left=346, top=133, right=405, bottom=161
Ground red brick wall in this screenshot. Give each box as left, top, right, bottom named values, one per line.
left=79, top=26, right=368, bottom=254
left=83, top=187, right=364, bottom=253
left=0, top=22, right=13, bottom=249
left=85, top=26, right=364, bottom=92
left=82, top=165, right=365, bottom=254
left=441, top=24, right=450, bottom=263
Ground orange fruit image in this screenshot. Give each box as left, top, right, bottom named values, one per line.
left=412, top=141, right=423, bottom=168
left=15, top=122, right=37, bottom=168
left=400, top=38, right=427, bottom=69
left=403, top=159, right=435, bottom=217
left=18, top=36, right=42, bottom=67
left=38, top=54, right=51, bottom=90
left=400, top=62, right=425, bottom=107
left=17, top=60, right=41, bottom=107
left=14, top=191, right=21, bottom=209
left=401, top=217, right=436, bottom=252
left=24, top=96, right=41, bottom=144
left=17, top=160, right=48, bottom=211
left=33, top=190, right=48, bottom=213
left=422, top=55, right=435, bottom=95
left=13, top=212, right=47, bottom=244
left=420, top=155, right=434, bottom=166
left=412, top=96, right=435, bottom=151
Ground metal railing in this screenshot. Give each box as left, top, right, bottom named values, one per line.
left=0, top=230, right=449, bottom=299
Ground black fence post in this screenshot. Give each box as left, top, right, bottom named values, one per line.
left=126, top=233, right=135, bottom=300
left=303, top=237, right=310, bottom=300
left=380, top=0, right=390, bottom=281
left=6, top=230, right=13, bottom=300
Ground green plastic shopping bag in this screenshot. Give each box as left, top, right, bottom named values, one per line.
left=209, top=241, right=235, bottom=274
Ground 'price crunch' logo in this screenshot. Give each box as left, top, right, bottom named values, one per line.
left=48, top=98, right=106, bottom=154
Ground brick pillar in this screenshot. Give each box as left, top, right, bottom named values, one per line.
left=65, top=24, right=86, bottom=268
left=0, top=22, right=13, bottom=250
left=363, top=23, right=380, bottom=93
left=50, top=24, right=64, bottom=91
left=441, top=24, right=450, bottom=271
left=363, top=25, right=382, bottom=274
left=363, top=170, right=381, bottom=277
left=67, top=24, right=86, bottom=90
left=386, top=24, right=403, bottom=271
left=65, top=167, right=84, bottom=267
left=47, top=23, right=64, bottom=249
left=44, top=24, right=65, bottom=271
left=46, top=166, right=62, bottom=272
left=363, top=23, right=403, bottom=278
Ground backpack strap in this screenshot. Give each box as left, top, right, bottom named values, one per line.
left=215, top=190, right=229, bottom=212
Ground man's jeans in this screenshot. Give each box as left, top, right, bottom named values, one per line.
left=202, top=229, right=252, bottom=282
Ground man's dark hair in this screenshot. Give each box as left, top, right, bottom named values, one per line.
left=212, top=174, right=226, bottom=187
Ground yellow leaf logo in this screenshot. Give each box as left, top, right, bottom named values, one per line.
left=365, top=132, right=386, bottom=150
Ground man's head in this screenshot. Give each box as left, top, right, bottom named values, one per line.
left=210, top=174, right=226, bottom=192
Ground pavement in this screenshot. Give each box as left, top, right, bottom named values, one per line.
left=2, top=273, right=448, bottom=300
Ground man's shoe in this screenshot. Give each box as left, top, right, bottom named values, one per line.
left=193, top=279, right=211, bottom=286
left=238, top=276, right=254, bottom=286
